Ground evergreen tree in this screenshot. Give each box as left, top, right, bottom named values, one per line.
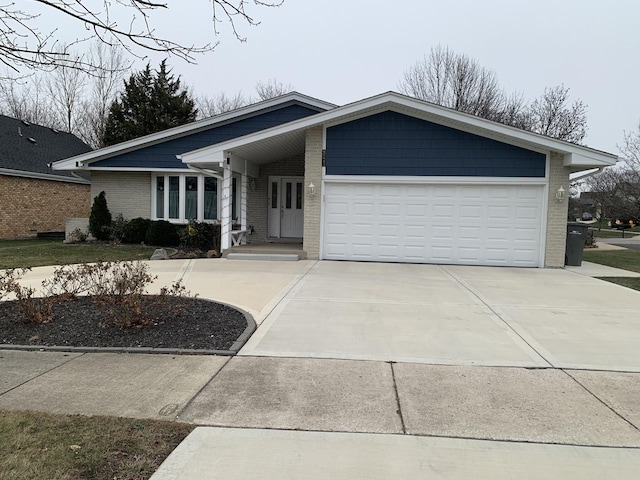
left=89, top=191, right=112, bottom=241
left=102, top=60, right=197, bottom=146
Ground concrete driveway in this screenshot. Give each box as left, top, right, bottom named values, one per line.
left=240, top=261, right=640, bottom=371
left=5, top=258, right=640, bottom=478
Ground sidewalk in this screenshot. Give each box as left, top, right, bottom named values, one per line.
left=1, top=350, right=640, bottom=478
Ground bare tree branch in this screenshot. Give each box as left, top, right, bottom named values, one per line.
left=255, top=78, right=293, bottom=100
left=0, top=1, right=284, bottom=73
left=399, top=46, right=588, bottom=143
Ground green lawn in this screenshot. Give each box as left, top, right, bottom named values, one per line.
left=591, top=229, right=640, bottom=239
left=0, top=410, right=193, bottom=480
left=582, top=249, right=640, bottom=292
left=0, top=239, right=156, bottom=269
left=583, top=249, right=640, bottom=274
left=597, top=277, right=640, bottom=291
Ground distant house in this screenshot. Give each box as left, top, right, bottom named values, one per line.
left=54, top=92, right=618, bottom=267
left=0, top=115, right=92, bottom=239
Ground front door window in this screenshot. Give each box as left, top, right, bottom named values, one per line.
left=280, top=178, right=304, bottom=238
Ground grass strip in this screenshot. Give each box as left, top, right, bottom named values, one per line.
left=0, top=410, right=193, bottom=480
left=0, top=239, right=156, bottom=269
left=583, top=249, right=640, bottom=274
left=596, top=277, right=640, bottom=292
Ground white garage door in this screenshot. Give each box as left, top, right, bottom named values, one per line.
left=322, top=183, right=545, bottom=267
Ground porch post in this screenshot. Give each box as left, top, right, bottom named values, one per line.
left=240, top=171, right=248, bottom=241
left=220, top=161, right=232, bottom=251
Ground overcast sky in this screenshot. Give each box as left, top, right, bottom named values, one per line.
left=39, top=0, right=640, bottom=155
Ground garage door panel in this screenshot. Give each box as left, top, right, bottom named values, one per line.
left=323, top=183, right=543, bottom=267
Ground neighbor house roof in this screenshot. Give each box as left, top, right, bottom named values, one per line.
left=0, top=115, right=91, bottom=183
left=52, top=92, right=337, bottom=171
left=179, top=92, right=619, bottom=171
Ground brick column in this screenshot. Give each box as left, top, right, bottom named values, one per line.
left=303, top=126, right=323, bottom=259
left=544, top=152, right=570, bottom=267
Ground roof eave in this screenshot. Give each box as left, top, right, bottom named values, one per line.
left=52, top=92, right=337, bottom=171
left=0, top=167, right=90, bottom=184
left=180, top=92, right=619, bottom=168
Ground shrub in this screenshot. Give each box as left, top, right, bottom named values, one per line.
left=4, top=261, right=196, bottom=329
left=67, top=228, right=87, bottom=243
left=109, top=214, right=127, bottom=243
left=146, top=220, right=179, bottom=247
left=122, top=217, right=152, bottom=244
left=89, top=191, right=112, bottom=241
left=0, top=268, right=29, bottom=301
left=12, top=284, right=54, bottom=324
left=178, top=220, right=216, bottom=250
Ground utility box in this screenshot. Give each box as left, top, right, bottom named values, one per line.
left=565, top=222, right=589, bottom=266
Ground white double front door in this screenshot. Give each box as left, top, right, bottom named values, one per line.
left=268, top=176, right=304, bottom=238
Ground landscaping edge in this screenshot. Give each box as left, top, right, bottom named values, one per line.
left=0, top=300, right=257, bottom=356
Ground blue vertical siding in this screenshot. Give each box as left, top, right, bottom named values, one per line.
left=325, top=111, right=546, bottom=177
left=92, top=104, right=320, bottom=169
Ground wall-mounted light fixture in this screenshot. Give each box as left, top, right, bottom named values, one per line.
left=308, top=182, right=316, bottom=197
left=555, top=185, right=565, bottom=201
left=250, top=179, right=256, bottom=191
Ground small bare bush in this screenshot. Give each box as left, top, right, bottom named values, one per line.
left=1, top=268, right=53, bottom=323
left=5, top=261, right=196, bottom=329
left=12, top=284, right=54, bottom=324
left=41, top=264, right=95, bottom=299
left=0, top=268, right=30, bottom=301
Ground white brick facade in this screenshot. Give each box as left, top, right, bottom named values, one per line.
left=303, top=127, right=323, bottom=259
left=90, top=171, right=151, bottom=220
left=544, top=152, right=570, bottom=267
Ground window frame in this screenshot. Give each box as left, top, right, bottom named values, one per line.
left=152, top=173, right=238, bottom=224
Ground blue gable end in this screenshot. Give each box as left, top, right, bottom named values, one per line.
left=92, top=104, right=320, bottom=169
left=325, top=111, right=546, bottom=177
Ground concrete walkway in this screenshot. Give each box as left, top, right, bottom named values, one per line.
left=2, top=259, right=640, bottom=478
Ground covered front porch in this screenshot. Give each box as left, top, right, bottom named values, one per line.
left=178, top=126, right=317, bottom=255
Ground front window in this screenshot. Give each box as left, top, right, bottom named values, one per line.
left=155, top=177, right=164, bottom=218
left=185, top=176, right=198, bottom=220
left=204, top=177, right=217, bottom=220
left=168, top=176, right=180, bottom=219
left=153, top=173, right=234, bottom=223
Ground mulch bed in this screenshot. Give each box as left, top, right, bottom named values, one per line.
left=0, top=296, right=248, bottom=351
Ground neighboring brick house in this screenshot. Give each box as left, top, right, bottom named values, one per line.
left=54, top=92, right=618, bottom=267
left=0, top=115, right=92, bottom=238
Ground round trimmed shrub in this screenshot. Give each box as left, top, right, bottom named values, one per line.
left=145, top=220, right=179, bottom=247
left=123, top=218, right=152, bottom=244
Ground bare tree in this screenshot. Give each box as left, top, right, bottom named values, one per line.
left=399, top=46, right=588, bottom=143
left=0, top=74, right=58, bottom=126
left=0, top=42, right=127, bottom=146
left=77, top=43, right=129, bottom=147
left=255, top=78, right=294, bottom=100
left=525, top=85, right=587, bottom=144
left=620, top=121, right=640, bottom=171
left=398, top=45, right=521, bottom=122
left=196, top=91, right=249, bottom=118
left=583, top=122, right=640, bottom=222
left=45, top=47, right=87, bottom=133
left=195, top=79, right=294, bottom=119
left=0, top=1, right=284, bottom=73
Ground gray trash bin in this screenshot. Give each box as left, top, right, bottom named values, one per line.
left=565, top=222, right=589, bottom=266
